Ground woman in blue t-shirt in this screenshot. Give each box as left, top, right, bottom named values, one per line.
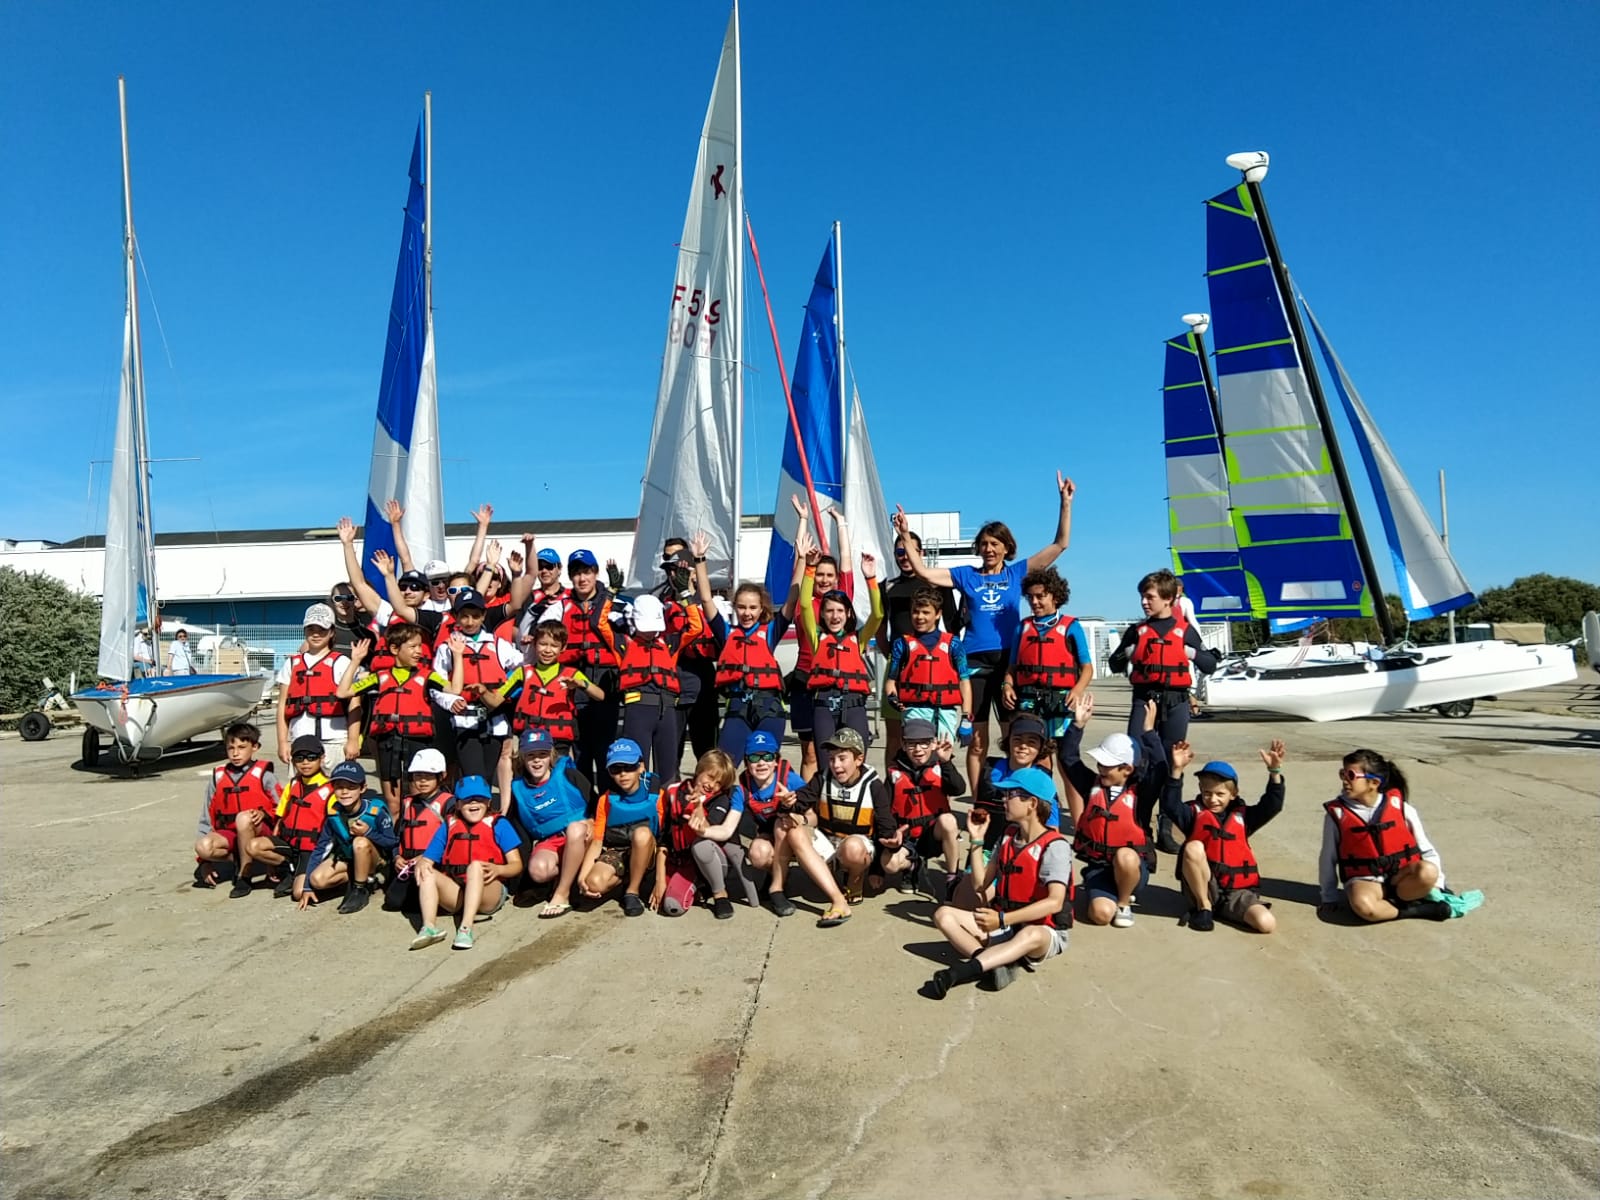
left=892, top=472, right=1075, bottom=786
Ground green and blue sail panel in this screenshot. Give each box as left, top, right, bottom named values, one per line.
left=1203, top=184, right=1372, bottom=622
left=1162, top=329, right=1249, bottom=618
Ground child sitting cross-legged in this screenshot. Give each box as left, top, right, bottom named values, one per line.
left=1162, top=740, right=1284, bottom=933
left=411, top=775, right=524, bottom=951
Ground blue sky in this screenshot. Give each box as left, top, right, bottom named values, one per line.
left=4, top=2, right=1594, bottom=618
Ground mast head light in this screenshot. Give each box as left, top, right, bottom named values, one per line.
left=1182, top=313, right=1210, bottom=335
left=1226, top=151, right=1270, bottom=183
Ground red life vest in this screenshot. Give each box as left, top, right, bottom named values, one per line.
left=1324, top=791, right=1422, bottom=882
left=277, top=777, right=334, bottom=851
left=1012, top=616, right=1083, bottom=692
left=886, top=762, right=951, bottom=831
left=808, top=631, right=872, bottom=694
left=995, top=827, right=1072, bottom=928
left=1129, top=614, right=1193, bottom=689
left=283, top=652, right=345, bottom=720
left=1186, top=803, right=1261, bottom=890
left=513, top=666, right=580, bottom=741
left=738, top=759, right=795, bottom=823
left=619, top=638, right=680, bottom=694
left=659, top=781, right=706, bottom=854
left=458, top=636, right=507, bottom=690
left=670, top=598, right=716, bottom=661
left=365, top=613, right=405, bottom=674
left=366, top=670, right=435, bottom=738
left=560, top=596, right=618, bottom=671
left=1072, top=784, right=1149, bottom=864
left=398, top=793, right=449, bottom=859
left=210, top=760, right=277, bottom=829
left=715, top=623, right=784, bottom=692
left=895, top=633, right=962, bottom=708
left=439, top=813, right=508, bottom=880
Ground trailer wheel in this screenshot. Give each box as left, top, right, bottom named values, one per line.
left=19, top=712, right=51, bottom=742
left=1435, top=700, right=1475, bottom=719
left=81, top=726, right=100, bottom=766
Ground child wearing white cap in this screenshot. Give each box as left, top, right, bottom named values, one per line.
left=276, top=602, right=359, bottom=768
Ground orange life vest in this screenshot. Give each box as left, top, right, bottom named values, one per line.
left=458, top=636, right=507, bottom=690
left=1186, top=803, right=1261, bottom=890
left=1129, top=614, right=1193, bottom=689
left=1072, top=784, right=1150, bottom=865
left=366, top=670, right=435, bottom=738
left=283, top=652, right=345, bottom=720
left=715, top=623, right=784, bottom=692
left=659, top=781, right=707, bottom=854
left=513, top=667, right=580, bottom=741
left=895, top=633, right=962, bottom=708
left=737, top=759, right=795, bottom=824
left=560, top=596, right=618, bottom=671
left=210, top=760, right=277, bottom=830
left=886, top=762, right=951, bottom=831
left=1324, top=791, right=1422, bottom=882
left=808, top=631, right=872, bottom=694
left=619, top=638, right=680, bottom=694
left=398, top=793, right=450, bottom=859
left=439, top=813, right=507, bottom=880
left=277, top=778, right=334, bottom=851
left=995, top=827, right=1072, bottom=928
left=1012, top=616, right=1083, bottom=692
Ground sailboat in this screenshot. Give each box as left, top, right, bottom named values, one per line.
left=1190, top=151, right=1575, bottom=721
left=72, top=79, right=265, bottom=766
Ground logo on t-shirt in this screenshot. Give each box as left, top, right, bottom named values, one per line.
left=976, top=580, right=1007, bottom=609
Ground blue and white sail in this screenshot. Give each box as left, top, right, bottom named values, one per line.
left=1161, top=324, right=1248, bottom=618
left=1204, top=184, right=1371, bottom=622
left=363, top=106, right=444, bottom=589
left=1301, top=295, right=1473, bottom=620
left=630, top=5, right=743, bottom=586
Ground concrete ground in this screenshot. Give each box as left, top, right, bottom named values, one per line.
left=2, top=681, right=1597, bottom=1200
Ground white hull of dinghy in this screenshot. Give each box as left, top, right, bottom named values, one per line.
left=1203, top=640, right=1576, bottom=722
left=71, top=674, right=268, bottom=762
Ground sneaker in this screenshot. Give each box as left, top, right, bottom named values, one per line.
left=929, top=968, right=953, bottom=1000
left=1111, top=905, right=1135, bottom=929
left=452, top=926, right=476, bottom=950
left=228, top=878, right=252, bottom=900
left=895, top=872, right=917, bottom=895
left=982, top=963, right=1017, bottom=991
left=336, top=885, right=370, bottom=915
left=620, top=892, right=645, bottom=918
left=409, top=925, right=448, bottom=951
left=1190, top=909, right=1215, bottom=932
left=273, top=875, right=296, bottom=900
left=712, top=896, right=735, bottom=921
left=767, top=891, right=796, bottom=918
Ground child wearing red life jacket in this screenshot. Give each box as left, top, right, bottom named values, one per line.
left=875, top=718, right=967, bottom=898
left=650, top=750, right=757, bottom=919
left=193, top=722, right=280, bottom=894
left=410, top=775, right=523, bottom=952
left=797, top=545, right=883, bottom=756
left=1106, top=569, right=1219, bottom=751
left=883, top=588, right=973, bottom=745
left=496, top=621, right=603, bottom=760
left=275, top=603, right=360, bottom=769
left=1318, top=748, right=1471, bottom=923
left=1161, top=741, right=1285, bottom=934
left=434, top=588, right=521, bottom=803
left=244, top=734, right=334, bottom=902
left=729, top=730, right=822, bottom=915
left=340, top=622, right=450, bottom=821
left=384, top=748, right=454, bottom=913
left=695, top=549, right=790, bottom=765
left=928, top=766, right=1072, bottom=999
left=998, top=566, right=1094, bottom=767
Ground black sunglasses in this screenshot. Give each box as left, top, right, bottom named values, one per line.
left=291, top=752, right=322, bottom=762
left=331, top=593, right=355, bottom=603
left=608, top=763, right=643, bottom=774
left=746, top=752, right=776, bottom=763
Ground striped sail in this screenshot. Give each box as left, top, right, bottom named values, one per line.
left=1162, top=328, right=1247, bottom=617
left=1302, top=297, right=1473, bottom=620
left=1204, top=184, right=1371, bottom=621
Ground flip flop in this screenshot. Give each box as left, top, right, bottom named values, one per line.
left=817, top=907, right=852, bottom=928
left=539, top=901, right=572, bottom=920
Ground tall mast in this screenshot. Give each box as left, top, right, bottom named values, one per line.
left=729, top=1, right=744, bottom=586
left=834, top=219, right=846, bottom=476
left=118, top=76, right=158, bottom=618
left=1439, top=469, right=1454, bottom=644
left=1227, top=152, right=1397, bottom=645
left=1181, top=313, right=1223, bottom=437
left=423, top=91, right=433, bottom=315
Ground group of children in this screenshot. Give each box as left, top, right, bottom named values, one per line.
left=194, top=494, right=1483, bottom=987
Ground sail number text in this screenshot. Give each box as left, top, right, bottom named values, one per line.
left=669, top=284, right=723, bottom=352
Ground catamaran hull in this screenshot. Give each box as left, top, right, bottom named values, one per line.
left=1202, top=641, right=1576, bottom=722
left=71, top=674, right=267, bottom=762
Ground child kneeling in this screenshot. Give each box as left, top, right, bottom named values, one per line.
left=928, top=767, right=1070, bottom=998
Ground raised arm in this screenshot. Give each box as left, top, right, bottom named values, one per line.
left=509, top=534, right=538, bottom=611
left=384, top=499, right=415, bottom=573
left=475, top=539, right=502, bottom=592
left=690, top=530, right=715, bottom=609
left=892, top=505, right=954, bottom=588
left=372, top=550, right=418, bottom=622
left=857, top=554, right=883, bottom=646
left=337, top=517, right=385, bottom=614
left=780, top=519, right=816, bottom=621
left=828, top=507, right=853, bottom=582
left=466, top=504, right=493, bottom=573
left=1023, top=472, right=1075, bottom=573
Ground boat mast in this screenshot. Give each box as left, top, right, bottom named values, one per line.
left=729, top=1, right=744, bottom=587
left=118, top=76, right=158, bottom=627
left=1181, top=313, right=1223, bottom=435
left=1439, top=469, right=1455, bottom=644
left=1226, top=152, right=1397, bottom=645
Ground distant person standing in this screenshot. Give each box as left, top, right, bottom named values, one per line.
left=133, top=627, right=157, bottom=679
left=167, top=629, right=196, bottom=676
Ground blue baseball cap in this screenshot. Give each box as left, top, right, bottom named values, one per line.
left=455, top=775, right=493, bottom=802
left=995, top=765, right=1056, bottom=804
left=328, top=760, right=366, bottom=786
left=745, top=730, right=778, bottom=756
left=1198, top=760, right=1238, bottom=783
left=568, top=549, right=598, bottom=570
left=451, top=587, right=487, bottom=613
left=606, top=737, right=644, bottom=768
left=536, top=548, right=562, bottom=567
left=519, top=728, right=554, bottom=754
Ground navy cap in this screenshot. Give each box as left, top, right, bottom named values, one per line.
left=536, top=548, right=562, bottom=567
left=995, top=765, right=1055, bottom=804
left=455, top=775, right=493, bottom=802
left=606, top=737, right=644, bottom=768
left=745, top=730, right=779, bottom=757
left=901, top=718, right=937, bottom=741
left=290, top=734, right=324, bottom=759
left=328, top=760, right=366, bottom=786
left=1007, top=714, right=1047, bottom=742
left=1198, top=760, right=1239, bottom=783
left=398, top=569, right=429, bottom=590
left=520, top=728, right=555, bottom=754
left=451, top=587, right=487, bottom=613
left=568, top=549, right=599, bottom=570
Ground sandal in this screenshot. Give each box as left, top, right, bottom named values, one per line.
left=817, top=907, right=852, bottom=928
left=844, top=880, right=865, bottom=905
left=539, top=901, right=572, bottom=920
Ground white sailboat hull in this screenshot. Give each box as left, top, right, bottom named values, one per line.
left=72, top=674, right=268, bottom=762
left=1203, top=640, right=1577, bottom=722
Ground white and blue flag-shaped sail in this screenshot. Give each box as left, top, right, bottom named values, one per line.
left=363, top=112, right=444, bottom=589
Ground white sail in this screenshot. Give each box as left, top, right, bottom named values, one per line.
left=1301, top=297, right=1474, bottom=619
left=401, top=321, right=446, bottom=567
left=629, top=5, right=743, bottom=586
left=97, top=308, right=145, bottom=681
left=842, top=386, right=893, bottom=627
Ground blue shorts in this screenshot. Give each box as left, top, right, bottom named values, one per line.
left=1081, top=860, right=1149, bottom=904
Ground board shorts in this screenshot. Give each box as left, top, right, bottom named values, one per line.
left=964, top=649, right=1009, bottom=723
left=987, top=921, right=1069, bottom=961
left=1081, top=860, right=1150, bottom=904
left=597, top=820, right=652, bottom=874
left=1181, top=874, right=1269, bottom=925
left=531, top=832, right=568, bottom=858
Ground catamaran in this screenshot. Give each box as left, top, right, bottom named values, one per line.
left=72, top=79, right=265, bottom=766
left=1174, top=152, right=1575, bottom=721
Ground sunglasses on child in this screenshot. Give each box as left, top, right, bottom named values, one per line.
left=1338, top=768, right=1382, bottom=782
left=291, top=752, right=322, bottom=762
left=609, top=762, right=644, bottom=775
left=746, top=752, right=776, bottom=763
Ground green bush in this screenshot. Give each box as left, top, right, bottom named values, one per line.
left=0, top=568, right=101, bottom=712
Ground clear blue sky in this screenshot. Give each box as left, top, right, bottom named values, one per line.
left=4, top=2, right=1594, bottom=618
